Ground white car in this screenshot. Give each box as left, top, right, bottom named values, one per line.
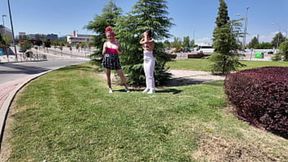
left=196, top=45, right=214, bottom=54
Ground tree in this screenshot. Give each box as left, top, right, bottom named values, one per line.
left=19, top=39, right=32, bottom=53
left=33, top=39, right=43, bottom=46
left=183, top=36, right=190, bottom=48
left=248, top=36, right=259, bottom=49
left=190, top=39, right=196, bottom=48
left=0, top=34, right=7, bottom=47
left=271, top=32, right=286, bottom=48
left=279, top=40, right=288, bottom=61
left=211, top=0, right=243, bottom=74
left=170, top=37, right=182, bottom=52
left=44, top=39, right=51, bottom=48
left=0, top=34, right=9, bottom=57
left=163, top=40, right=171, bottom=49
left=258, top=42, right=273, bottom=49
left=86, top=0, right=122, bottom=62
left=115, top=0, right=173, bottom=85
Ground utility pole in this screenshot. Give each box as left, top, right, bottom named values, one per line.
left=243, top=7, right=249, bottom=50
left=7, top=0, right=18, bottom=61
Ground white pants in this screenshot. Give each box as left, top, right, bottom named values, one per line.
left=143, top=51, right=155, bottom=90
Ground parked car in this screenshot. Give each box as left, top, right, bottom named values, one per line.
left=195, top=45, right=214, bottom=54
left=267, top=51, right=274, bottom=54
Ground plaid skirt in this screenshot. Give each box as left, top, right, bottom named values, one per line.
left=102, top=54, right=122, bottom=70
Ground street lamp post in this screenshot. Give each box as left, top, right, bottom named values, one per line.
left=2, top=15, right=7, bottom=26
left=243, top=7, right=249, bottom=50
left=7, top=0, right=18, bottom=61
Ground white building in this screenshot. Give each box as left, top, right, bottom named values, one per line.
left=67, top=31, right=94, bottom=45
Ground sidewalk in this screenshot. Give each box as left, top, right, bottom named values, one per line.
left=33, top=47, right=92, bottom=60
left=168, top=70, right=225, bottom=86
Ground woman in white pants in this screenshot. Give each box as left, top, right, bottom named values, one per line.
left=140, top=30, right=155, bottom=94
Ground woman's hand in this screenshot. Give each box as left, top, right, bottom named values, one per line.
left=140, top=38, right=145, bottom=44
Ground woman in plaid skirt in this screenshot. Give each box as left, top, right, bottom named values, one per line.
left=102, top=26, right=129, bottom=93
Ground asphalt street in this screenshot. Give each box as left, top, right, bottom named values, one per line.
left=0, top=55, right=89, bottom=84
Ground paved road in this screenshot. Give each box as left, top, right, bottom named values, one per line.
left=0, top=54, right=89, bottom=84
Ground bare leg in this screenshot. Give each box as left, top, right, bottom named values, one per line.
left=105, top=69, right=112, bottom=92
left=116, top=69, right=129, bottom=91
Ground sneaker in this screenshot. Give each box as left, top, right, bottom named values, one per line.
left=109, top=88, right=113, bottom=93
left=142, top=88, right=149, bottom=93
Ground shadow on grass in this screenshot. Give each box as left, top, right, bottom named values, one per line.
left=57, top=64, right=103, bottom=73
left=114, top=88, right=182, bottom=94
left=165, top=77, right=207, bottom=87
left=156, top=88, right=182, bottom=94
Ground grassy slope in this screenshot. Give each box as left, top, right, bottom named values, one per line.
left=8, top=64, right=288, bottom=161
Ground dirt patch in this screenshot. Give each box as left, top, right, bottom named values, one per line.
left=193, top=135, right=282, bottom=162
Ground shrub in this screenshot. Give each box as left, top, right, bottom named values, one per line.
left=19, top=40, right=32, bottom=53
left=225, top=67, right=288, bottom=138
left=279, top=41, right=288, bottom=61
left=271, top=53, right=282, bottom=61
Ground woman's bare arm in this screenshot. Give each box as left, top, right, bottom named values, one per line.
left=102, top=42, right=106, bottom=55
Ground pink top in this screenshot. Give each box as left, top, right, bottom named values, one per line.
left=106, top=47, right=118, bottom=55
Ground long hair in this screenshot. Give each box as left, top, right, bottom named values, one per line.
left=145, top=30, right=153, bottom=38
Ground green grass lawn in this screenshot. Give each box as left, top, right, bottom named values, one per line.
left=7, top=64, right=288, bottom=161
left=167, top=59, right=288, bottom=71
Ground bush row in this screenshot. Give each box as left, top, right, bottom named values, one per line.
left=225, top=67, right=288, bottom=138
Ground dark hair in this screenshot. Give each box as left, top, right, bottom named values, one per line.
left=145, top=30, right=153, bottom=38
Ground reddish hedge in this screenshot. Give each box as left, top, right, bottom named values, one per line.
left=225, top=67, right=288, bottom=138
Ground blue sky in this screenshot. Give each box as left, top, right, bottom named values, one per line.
left=1, top=0, right=288, bottom=44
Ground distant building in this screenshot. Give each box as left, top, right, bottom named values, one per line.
left=0, top=25, right=13, bottom=41
left=27, top=34, right=46, bottom=40
left=47, top=33, right=58, bottom=41
left=67, top=31, right=94, bottom=45
left=18, top=32, right=26, bottom=40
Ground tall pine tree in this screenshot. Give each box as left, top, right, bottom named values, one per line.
left=86, top=0, right=122, bottom=62
left=271, top=32, right=286, bottom=48
left=115, top=0, right=173, bottom=85
left=211, top=0, right=243, bottom=74
left=248, top=36, right=259, bottom=49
